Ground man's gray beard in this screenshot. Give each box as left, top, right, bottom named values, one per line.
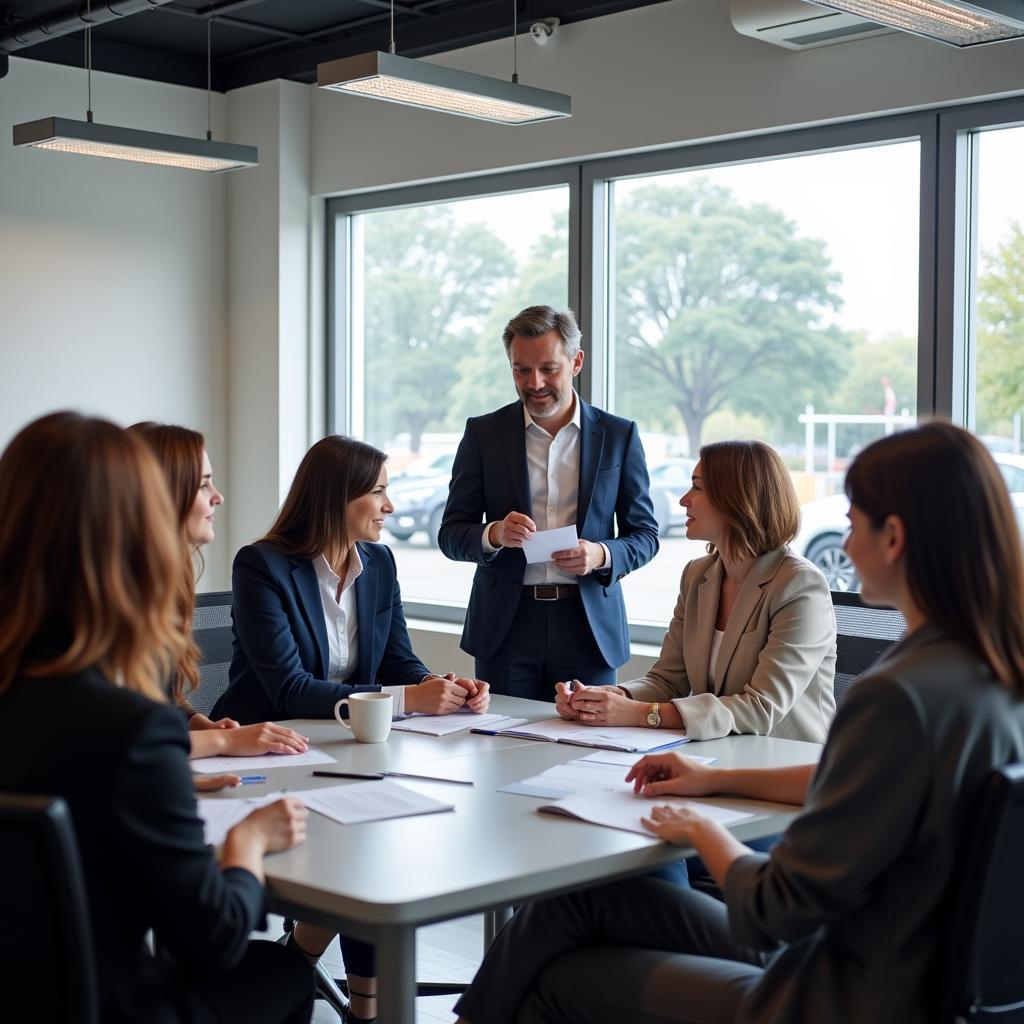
left=522, top=389, right=570, bottom=419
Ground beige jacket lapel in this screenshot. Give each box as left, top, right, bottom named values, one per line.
left=711, top=548, right=788, bottom=694
left=692, top=557, right=722, bottom=694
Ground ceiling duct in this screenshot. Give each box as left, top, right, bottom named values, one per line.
left=731, top=0, right=894, bottom=48
left=0, top=1, right=175, bottom=56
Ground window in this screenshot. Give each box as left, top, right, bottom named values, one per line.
left=600, top=143, right=919, bottom=612
left=330, top=177, right=573, bottom=610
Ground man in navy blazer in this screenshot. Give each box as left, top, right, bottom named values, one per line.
left=439, top=305, right=659, bottom=700
left=213, top=540, right=430, bottom=722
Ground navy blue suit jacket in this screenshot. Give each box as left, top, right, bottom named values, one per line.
left=438, top=399, right=659, bottom=668
left=213, top=541, right=429, bottom=722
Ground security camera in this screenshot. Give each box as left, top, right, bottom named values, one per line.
left=530, top=18, right=559, bottom=45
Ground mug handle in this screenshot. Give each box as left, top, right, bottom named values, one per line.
left=334, top=698, right=353, bottom=730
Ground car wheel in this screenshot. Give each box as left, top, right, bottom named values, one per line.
left=387, top=527, right=414, bottom=543
left=427, top=506, right=444, bottom=548
left=805, top=535, right=859, bottom=592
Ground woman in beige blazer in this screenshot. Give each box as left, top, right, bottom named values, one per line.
left=558, top=440, right=836, bottom=743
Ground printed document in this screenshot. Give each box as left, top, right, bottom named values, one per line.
left=301, top=780, right=454, bottom=825
left=495, top=717, right=688, bottom=753
left=521, top=525, right=579, bottom=564
left=393, top=711, right=522, bottom=737
left=190, top=746, right=336, bottom=774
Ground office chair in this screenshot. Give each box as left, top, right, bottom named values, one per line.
left=831, top=591, right=904, bottom=706
left=0, top=793, right=99, bottom=1024
left=934, top=763, right=1024, bottom=1023
left=190, top=590, right=235, bottom=716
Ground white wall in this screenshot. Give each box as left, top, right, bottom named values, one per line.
left=309, top=0, right=1024, bottom=196
left=0, top=56, right=231, bottom=587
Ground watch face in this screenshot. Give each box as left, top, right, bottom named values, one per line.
left=646, top=711, right=661, bottom=727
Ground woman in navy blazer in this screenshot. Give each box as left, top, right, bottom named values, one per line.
left=212, top=434, right=488, bottom=1023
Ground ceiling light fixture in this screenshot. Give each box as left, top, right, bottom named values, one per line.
left=317, top=0, right=571, bottom=125
left=810, top=0, right=1024, bottom=46
left=12, top=11, right=257, bottom=171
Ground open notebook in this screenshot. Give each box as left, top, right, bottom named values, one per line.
left=476, top=717, right=688, bottom=753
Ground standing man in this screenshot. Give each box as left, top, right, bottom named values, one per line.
left=439, top=305, right=659, bottom=700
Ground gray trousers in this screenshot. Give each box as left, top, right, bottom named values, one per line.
left=455, top=877, right=768, bottom=1024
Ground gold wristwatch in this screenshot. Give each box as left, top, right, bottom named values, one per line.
left=645, top=702, right=662, bottom=728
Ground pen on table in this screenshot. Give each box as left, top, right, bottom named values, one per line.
left=239, top=775, right=267, bottom=785
left=311, top=770, right=474, bottom=786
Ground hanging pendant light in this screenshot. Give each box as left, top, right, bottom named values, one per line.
left=12, top=12, right=258, bottom=171
left=811, top=1, right=1024, bottom=46
left=317, top=0, right=571, bottom=125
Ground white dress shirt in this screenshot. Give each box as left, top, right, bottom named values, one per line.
left=314, top=551, right=407, bottom=716
left=481, top=391, right=609, bottom=585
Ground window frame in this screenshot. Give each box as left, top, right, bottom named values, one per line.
left=325, top=98, right=1022, bottom=637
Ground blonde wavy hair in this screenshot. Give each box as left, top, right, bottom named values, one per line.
left=0, top=412, right=186, bottom=699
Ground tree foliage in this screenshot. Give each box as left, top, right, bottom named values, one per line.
left=613, top=180, right=845, bottom=450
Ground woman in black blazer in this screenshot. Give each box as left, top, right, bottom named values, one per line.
left=454, top=423, right=1024, bottom=1024
left=0, top=412, right=313, bottom=1024
left=213, top=434, right=490, bottom=1022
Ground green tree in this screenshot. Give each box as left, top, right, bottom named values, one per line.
left=828, top=333, right=917, bottom=414
left=613, top=180, right=845, bottom=451
left=362, top=206, right=515, bottom=452
left=976, top=222, right=1024, bottom=435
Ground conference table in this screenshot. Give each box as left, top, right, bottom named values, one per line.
left=209, top=696, right=822, bottom=1024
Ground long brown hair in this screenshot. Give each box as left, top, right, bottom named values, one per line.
left=128, top=421, right=204, bottom=701
left=0, top=412, right=186, bottom=699
left=699, top=440, right=801, bottom=563
left=845, top=422, right=1024, bottom=698
left=262, top=435, right=386, bottom=563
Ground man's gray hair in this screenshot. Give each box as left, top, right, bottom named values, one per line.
left=502, top=305, right=581, bottom=360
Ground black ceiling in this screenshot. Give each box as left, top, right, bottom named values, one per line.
left=0, top=0, right=670, bottom=91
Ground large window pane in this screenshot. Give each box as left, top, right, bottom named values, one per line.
left=349, top=187, right=570, bottom=607
left=607, top=144, right=920, bottom=617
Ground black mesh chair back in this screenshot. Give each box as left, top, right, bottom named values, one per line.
left=935, top=763, right=1024, bottom=1022
left=190, top=590, right=234, bottom=717
left=0, top=793, right=99, bottom=1024
left=831, top=591, right=904, bottom=706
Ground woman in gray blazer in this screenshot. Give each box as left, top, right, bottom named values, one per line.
left=559, top=440, right=836, bottom=743
left=455, top=422, right=1024, bottom=1024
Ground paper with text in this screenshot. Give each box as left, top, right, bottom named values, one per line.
left=190, top=746, right=335, bottom=775
left=577, top=750, right=719, bottom=768
left=495, top=717, right=688, bottom=753
left=393, top=712, right=520, bottom=737
left=538, top=789, right=755, bottom=836
left=301, top=780, right=454, bottom=825
left=197, top=792, right=288, bottom=847
left=521, top=525, right=579, bottom=564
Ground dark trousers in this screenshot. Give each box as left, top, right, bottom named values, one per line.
left=454, top=877, right=767, bottom=1024
left=110, top=939, right=314, bottom=1024
left=475, top=593, right=616, bottom=702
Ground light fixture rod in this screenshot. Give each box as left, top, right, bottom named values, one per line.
left=513, top=0, right=518, bottom=84
left=206, top=16, right=213, bottom=141
left=85, top=0, right=93, bottom=123
left=389, top=0, right=396, bottom=54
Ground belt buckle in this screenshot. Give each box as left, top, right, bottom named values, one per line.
left=533, top=584, right=560, bottom=601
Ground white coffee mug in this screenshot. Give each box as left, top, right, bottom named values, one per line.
left=334, top=692, right=393, bottom=743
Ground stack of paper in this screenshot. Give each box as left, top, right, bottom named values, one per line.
left=500, top=752, right=719, bottom=799
left=486, top=717, right=688, bottom=753
left=301, top=781, right=454, bottom=825
left=190, top=746, right=336, bottom=774
left=538, top=789, right=755, bottom=837
left=393, top=711, right=523, bottom=737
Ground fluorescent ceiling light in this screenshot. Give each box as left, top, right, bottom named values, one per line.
left=318, top=51, right=571, bottom=125
left=12, top=116, right=258, bottom=172
left=810, top=0, right=1024, bottom=46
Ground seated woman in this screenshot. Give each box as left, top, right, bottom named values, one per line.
left=557, top=440, right=836, bottom=744
left=130, top=421, right=308, bottom=774
left=456, top=422, right=1024, bottom=1024
left=212, top=433, right=490, bottom=1022
left=0, top=412, right=313, bottom=1024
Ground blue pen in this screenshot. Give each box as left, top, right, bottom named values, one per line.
left=239, top=775, right=267, bottom=785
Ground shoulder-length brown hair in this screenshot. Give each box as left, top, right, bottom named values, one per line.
left=128, top=421, right=204, bottom=702
left=699, top=440, right=801, bottom=563
left=261, top=435, right=387, bottom=561
left=0, top=412, right=186, bottom=699
left=845, top=422, right=1024, bottom=699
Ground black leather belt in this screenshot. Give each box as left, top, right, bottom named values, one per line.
left=522, top=584, right=580, bottom=601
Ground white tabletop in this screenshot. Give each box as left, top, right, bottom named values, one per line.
left=205, top=696, right=822, bottom=1023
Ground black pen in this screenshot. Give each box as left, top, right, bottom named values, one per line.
left=312, top=769, right=474, bottom=786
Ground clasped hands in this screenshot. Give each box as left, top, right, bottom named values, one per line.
left=408, top=672, right=490, bottom=715
left=487, top=512, right=605, bottom=576
left=554, top=680, right=644, bottom=726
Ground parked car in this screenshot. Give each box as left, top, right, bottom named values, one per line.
left=385, top=452, right=456, bottom=546
left=793, top=452, right=1024, bottom=591
left=647, top=457, right=698, bottom=537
